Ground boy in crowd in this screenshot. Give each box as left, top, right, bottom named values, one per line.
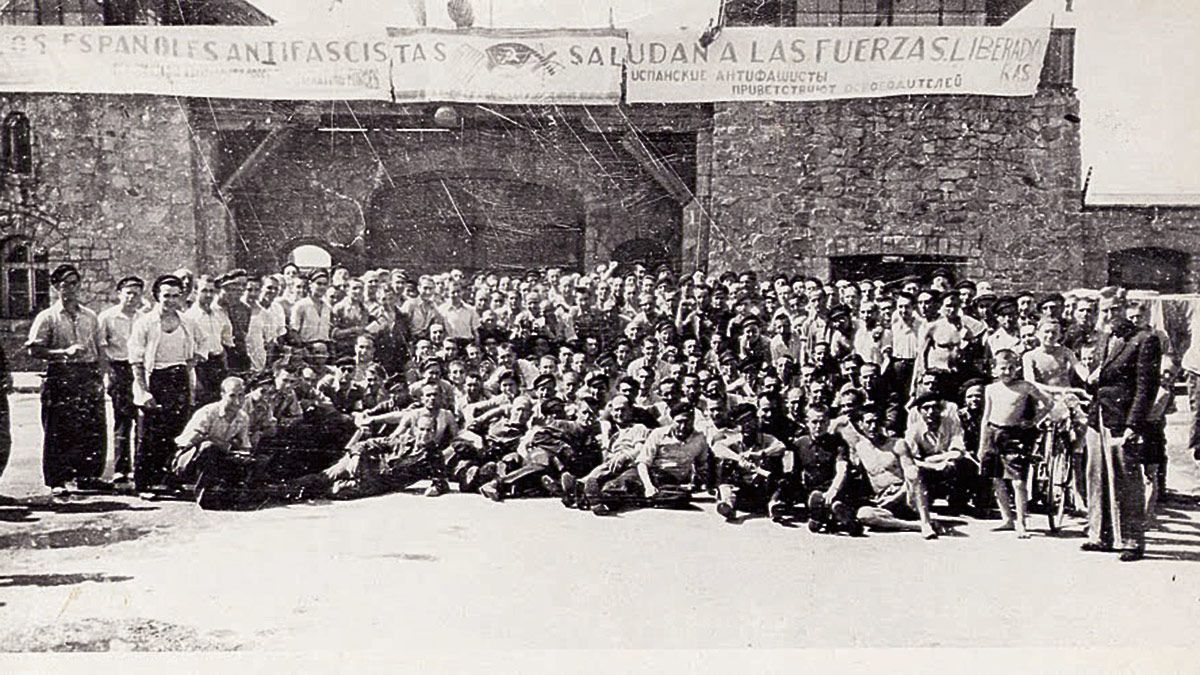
left=978, top=350, right=1053, bottom=538
left=712, top=401, right=787, bottom=522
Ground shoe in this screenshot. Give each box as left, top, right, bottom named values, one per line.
left=922, top=525, right=939, bottom=540
left=830, top=501, right=858, bottom=534
left=480, top=482, right=503, bottom=502
left=424, top=481, right=448, bottom=498
left=560, top=473, right=578, bottom=508
left=807, top=491, right=829, bottom=523
left=539, top=475, right=562, bottom=497
left=477, top=462, right=499, bottom=485
left=591, top=502, right=612, bottom=516
left=459, top=466, right=479, bottom=493
left=1080, top=542, right=1112, bottom=553
left=768, top=501, right=786, bottom=522
left=716, top=500, right=736, bottom=522
left=808, top=518, right=824, bottom=533
left=50, top=486, right=70, bottom=499
left=1118, top=549, right=1144, bottom=562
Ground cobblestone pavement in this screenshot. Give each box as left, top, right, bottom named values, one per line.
left=1, top=393, right=1199, bottom=651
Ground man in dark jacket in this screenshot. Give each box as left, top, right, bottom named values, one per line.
left=1082, top=290, right=1161, bottom=562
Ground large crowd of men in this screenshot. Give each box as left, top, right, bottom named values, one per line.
left=2, top=258, right=1187, bottom=562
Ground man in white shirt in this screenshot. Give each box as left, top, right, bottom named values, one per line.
left=129, top=275, right=200, bottom=494
left=290, top=270, right=333, bottom=346
left=246, top=275, right=286, bottom=371
left=98, top=275, right=144, bottom=486
left=184, top=275, right=231, bottom=405
left=439, top=281, right=480, bottom=345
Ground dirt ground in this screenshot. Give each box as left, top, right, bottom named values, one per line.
left=1, top=392, right=1199, bottom=653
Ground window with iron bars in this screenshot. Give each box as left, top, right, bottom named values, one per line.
left=795, top=0, right=987, bottom=27
left=0, top=0, right=181, bottom=25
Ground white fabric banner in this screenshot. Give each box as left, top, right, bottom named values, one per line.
left=0, top=26, right=626, bottom=104
left=0, top=27, right=393, bottom=101
left=384, top=27, right=625, bottom=104
left=626, top=26, right=1051, bottom=103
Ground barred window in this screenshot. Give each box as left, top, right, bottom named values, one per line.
left=2, top=112, right=33, bottom=175
left=0, top=0, right=168, bottom=26
left=0, top=237, right=50, bottom=319
left=796, top=0, right=987, bottom=27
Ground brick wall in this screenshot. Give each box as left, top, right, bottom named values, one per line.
left=706, top=88, right=1084, bottom=291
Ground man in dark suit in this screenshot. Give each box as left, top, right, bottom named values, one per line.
left=1083, top=290, right=1161, bottom=562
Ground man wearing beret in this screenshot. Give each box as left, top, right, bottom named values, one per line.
left=128, top=274, right=199, bottom=494
left=27, top=264, right=107, bottom=496
left=98, top=275, right=145, bottom=489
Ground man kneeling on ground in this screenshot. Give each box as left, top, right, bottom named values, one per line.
left=171, top=376, right=259, bottom=509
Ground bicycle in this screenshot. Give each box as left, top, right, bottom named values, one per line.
left=1029, top=391, right=1088, bottom=533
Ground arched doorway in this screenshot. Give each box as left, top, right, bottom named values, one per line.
left=1108, top=247, right=1190, bottom=293
left=289, top=243, right=332, bottom=272
left=367, top=176, right=585, bottom=274
left=612, top=238, right=670, bottom=271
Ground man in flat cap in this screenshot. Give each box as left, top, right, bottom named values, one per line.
left=98, top=275, right=145, bottom=489
left=128, top=274, right=200, bottom=494
left=290, top=270, right=333, bottom=348
left=27, top=264, right=107, bottom=496
left=215, top=269, right=252, bottom=373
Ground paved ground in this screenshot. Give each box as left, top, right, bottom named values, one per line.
left=1, top=392, right=1199, bottom=652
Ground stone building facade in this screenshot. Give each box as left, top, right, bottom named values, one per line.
left=0, top=0, right=1197, bottom=368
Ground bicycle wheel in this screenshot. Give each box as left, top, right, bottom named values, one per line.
left=1045, top=442, right=1071, bottom=534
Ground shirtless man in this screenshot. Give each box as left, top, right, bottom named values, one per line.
left=1023, top=320, right=1087, bottom=389
left=979, top=350, right=1053, bottom=538
left=834, top=409, right=938, bottom=539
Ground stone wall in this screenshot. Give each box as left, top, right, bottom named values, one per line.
left=706, top=88, right=1084, bottom=291
left=1082, top=205, right=1200, bottom=291
left=225, top=124, right=686, bottom=275
left=0, top=94, right=211, bottom=367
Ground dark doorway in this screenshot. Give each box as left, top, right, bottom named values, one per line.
left=367, top=177, right=585, bottom=275
left=829, top=254, right=969, bottom=284
left=1108, top=247, right=1190, bottom=293
left=612, top=238, right=671, bottom=272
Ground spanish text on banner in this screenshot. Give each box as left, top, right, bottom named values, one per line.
left=626, top=26, right=1051, bottom=103
left=384, top=27, right=625, bottom=105
left=0, top=27, right=393, bottom=101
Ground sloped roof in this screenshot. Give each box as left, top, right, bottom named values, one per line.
left=178, top=0, right=275, bottom=26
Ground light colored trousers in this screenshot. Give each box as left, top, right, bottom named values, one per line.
left=1085, top=425, right=1146, bottom=552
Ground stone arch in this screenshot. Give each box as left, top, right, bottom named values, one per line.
left=366, top=171, right=586, bottom=274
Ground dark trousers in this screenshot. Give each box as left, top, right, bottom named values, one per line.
left=108, top=361, right=136, bottom=477
left=0, top=393, right=10, bottom=482
left=590, top=466, right=692, bottom=510
left=194, top=355, right=225, bottom=407
left=41, top=362, right=106, bottom=488
left=135, top=366, right=191, bottom=491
